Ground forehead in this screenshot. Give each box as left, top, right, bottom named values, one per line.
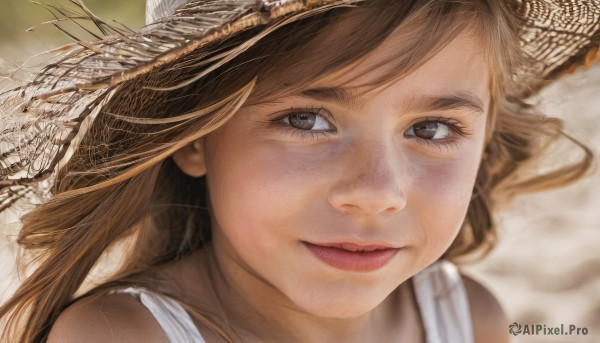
left=255, top=2, right=491, bottom=106
left=245, top=2, right=494, bottom=110
left=310, top=17, right=490, bottom=110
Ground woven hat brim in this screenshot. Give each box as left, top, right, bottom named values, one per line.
left=519, top=0, right=600, bottom=94
left=0, top=0, right=361, bottom=214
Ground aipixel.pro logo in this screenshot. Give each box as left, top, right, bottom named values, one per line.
left=509, top=322, right=589, bottom=336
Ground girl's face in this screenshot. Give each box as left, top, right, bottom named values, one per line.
left=191, top=27, right=489, bottom=318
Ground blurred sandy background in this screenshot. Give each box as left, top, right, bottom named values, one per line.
left=1, top=1, right=599, bottom=342
left=461, top=64, right=600, bottom=343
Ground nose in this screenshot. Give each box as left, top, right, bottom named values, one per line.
left=327, top=140, right=407, bottom=217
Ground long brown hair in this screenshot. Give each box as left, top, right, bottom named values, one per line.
left=0, top=0, right=593, bottom=341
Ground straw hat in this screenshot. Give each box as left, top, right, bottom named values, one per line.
left=1, top=0, right=599, bottom=218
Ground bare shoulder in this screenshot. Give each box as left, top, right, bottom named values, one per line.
left=47, top=292, right=169, bottom=343
left=461, top=273, right=509, bottom=343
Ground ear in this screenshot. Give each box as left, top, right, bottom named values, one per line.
left=172, top=138, right=207, bottom=177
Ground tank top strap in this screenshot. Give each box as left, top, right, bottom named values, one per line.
left=114, top=287, right=206, bottom=343
left=411, top=259, right=474, bottom=343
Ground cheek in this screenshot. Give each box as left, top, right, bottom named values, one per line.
left=408, top=149, right=482, bottom=259
left=205, top=142, right=272, bottom=242
left=203, top=126, right=320, bottom=256
left=414, top=157, right=478, bottom=205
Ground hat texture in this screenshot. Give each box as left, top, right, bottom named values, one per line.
left=1, top=0, right=599, bottom=219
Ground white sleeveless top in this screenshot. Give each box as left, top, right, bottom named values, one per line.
left=117, top=259, right=473, bottom=343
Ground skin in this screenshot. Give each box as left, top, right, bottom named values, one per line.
left=48, top=17, right=509, bottom=343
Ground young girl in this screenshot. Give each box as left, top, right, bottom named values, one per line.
left=1, top=0, right=598, bottom=342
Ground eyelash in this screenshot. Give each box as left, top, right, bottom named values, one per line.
left=407, top=116, right=470, bottom=151
left=269, top=106, right=335, bottom=141
left=269, top=107, right=471, bottom=148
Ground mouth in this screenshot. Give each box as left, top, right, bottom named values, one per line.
left=302, top=241, right=401, bottom=272
left=314, top=242, right=395, bottom=252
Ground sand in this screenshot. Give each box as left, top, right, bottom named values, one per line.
left=462, top=63, right=600, bottom=342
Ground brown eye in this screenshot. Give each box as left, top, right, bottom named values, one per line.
left=283, top=111, right=334, bottom=131
left=406, top=121, right=449, bottom=140
left=289, top=112, right=316, bottom=130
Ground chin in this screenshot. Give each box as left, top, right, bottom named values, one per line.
left=287, top=285, right=392, bottom=319
left=302, top=299, right=383, bottom=319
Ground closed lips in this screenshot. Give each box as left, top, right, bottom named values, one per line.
left=303, top=241, right=401, bottom=272
left=314, top=242, right=395, bottom=252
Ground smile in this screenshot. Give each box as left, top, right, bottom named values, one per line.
left=302, top=241, right=401, bottom=272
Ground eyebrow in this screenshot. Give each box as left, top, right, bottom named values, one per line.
left=297, top=87, right=485, bottom=115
